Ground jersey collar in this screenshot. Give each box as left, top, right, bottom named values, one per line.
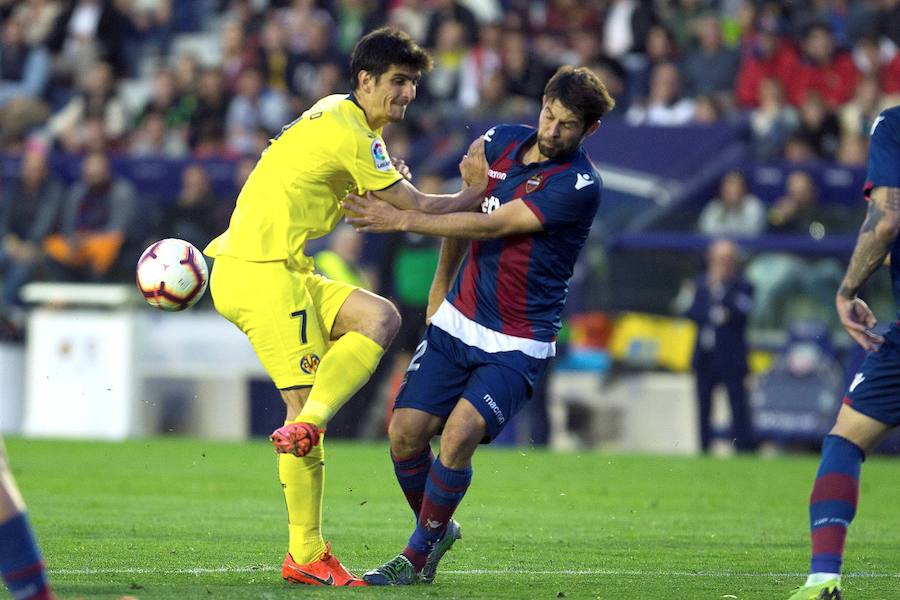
left=345, top=92, right=378, bottom=133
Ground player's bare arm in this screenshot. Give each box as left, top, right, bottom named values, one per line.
left=369, top=139, right=488, bottom=214
left=836, top=186, right=900, bottom=351
left=426, top=237, right=467, bottom=323
left=344, top=193, right=542, bottom=239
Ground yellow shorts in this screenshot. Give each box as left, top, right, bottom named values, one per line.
left=209, top=256, right=358, bottom=388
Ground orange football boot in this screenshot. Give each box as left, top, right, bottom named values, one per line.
left=281, top=543, right=367, bottom=586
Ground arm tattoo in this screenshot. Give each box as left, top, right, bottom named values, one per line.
left=838, top=188, right=900, bottom=299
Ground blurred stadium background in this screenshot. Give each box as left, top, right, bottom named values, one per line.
left=3, top=0, right=900, bottom=453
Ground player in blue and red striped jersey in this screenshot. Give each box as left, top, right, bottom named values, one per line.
left=0, top=439, right=55, bottom=600
left=343, top=65, right=615, bottom=585
left=786, top=105, right=900, bottom=600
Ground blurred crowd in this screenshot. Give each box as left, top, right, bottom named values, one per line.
left=2, top=0, right=900, bottom=338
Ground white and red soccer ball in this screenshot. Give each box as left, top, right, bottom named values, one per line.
left=136, top=238, right=208, bottom=311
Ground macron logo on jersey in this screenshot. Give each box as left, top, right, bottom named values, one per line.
left=488, top=169, right=507, bottom=180
left=574, top=173, right=595, bottom=190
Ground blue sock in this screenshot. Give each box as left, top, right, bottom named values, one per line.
left=403, top=457, right=471, bottom=571
left=0, top=513, right=52, bottom=600
left=809, top=435, right=864, bottom=575
left=391, top=446, right=433, bottom=517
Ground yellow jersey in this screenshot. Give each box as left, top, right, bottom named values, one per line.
left=204, top=94, right=402, bottom=270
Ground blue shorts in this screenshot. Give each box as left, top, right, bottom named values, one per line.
left=394, top=325, right=549, bottom=442
left=844, top=323, right=900, bottom=427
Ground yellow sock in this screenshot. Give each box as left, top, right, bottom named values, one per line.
left=297, top=331, right=385, bottom=427
left=279, top=436, right=326, bottom=564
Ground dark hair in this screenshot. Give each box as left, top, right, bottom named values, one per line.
left=350, top=27, right=433, bottom=90
left=543, top=66, right=615, bottom=127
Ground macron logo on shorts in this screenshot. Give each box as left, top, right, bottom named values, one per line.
left=483, top=393, right=505, bottom=424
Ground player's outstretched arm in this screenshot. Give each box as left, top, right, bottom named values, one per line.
left=836, top=186, right=900, bottom=351
left=370, top=139, right=489, bottom=214
left=344, top=194, right=542, bottom=240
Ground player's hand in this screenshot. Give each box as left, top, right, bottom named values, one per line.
left=836, top=294, right=884, bottom=352
left=391, top=157, right=412, bottom=182
left=459, top=138, right=488, bottom=193
left=343, top=192, right=404, bottom=233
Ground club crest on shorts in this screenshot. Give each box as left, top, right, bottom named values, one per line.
left=525, top=173, right=543, bottom=194
left=300, top=353, right=321, bottom=374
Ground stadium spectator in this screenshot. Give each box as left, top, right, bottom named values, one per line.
left=43, top=151, right=137, bottom=283
left=697, top=170, right=766, bottom=238
left=256, top=17, right=291, bottom=95
left=220, top=19, right=259, bottom=94
left=681, top=14, right=740, bottom=102
left=785, top=23, right=859, bottom=109
left=627, top=24, right=678, bottom=104
left=46, top=61, right=127, bottom=154
left=0, top=17, right=52, bottom=149
left=681, top=239, right=755, bottom=453
left=734, top=20, right=798, bottom=108
left=45, top=0, right=130, bottom=78
left=768, top=170, right=822, bottom=234
left=602, top=0, right=655, bottom=59
left=795, top=91, right=842, bottom=160
left=850, top=35, right=900, bottom=97
left=499, top=28, right=550, bottom=103
left=387, top=0, right=431, bottom=43
left=279, top=0, right=335, bottom=54
left=746, top=171, right=843, bottom=326
left=691, top=94, right=721, bottom=123
left=9, top=0, right=64, bottom=47
left=835, top=133, right=868, bottom=167
left=135, top=68, right=192, bottom=132
left=424, top=0, right=479, bottom=49
left=423, top=20, right=467, bottom=115
left=130, top=109, right=187, bottom=157
left=0, top=150, right=64, bottom=311
left=457, top=22, right=502, bottom=110
left=225, top=66, right=290, bottom=156
left=286, top=15, right=345, bottom=108
left=159, top=164, right=231, bottom=249
left=749, top=77, right=799, bottom=160
left=187, top=67, right=230, bottom=153
left=625, top=61, right=695, bottom=126
left=0, top=17, right=51, bottom=108
left=839, top=75, right=888, bottom=138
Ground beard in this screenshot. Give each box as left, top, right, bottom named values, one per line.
left=537, top=137, right=573, bottom=160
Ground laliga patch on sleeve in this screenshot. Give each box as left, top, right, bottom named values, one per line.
left=371, top=138, right=392, bottom=171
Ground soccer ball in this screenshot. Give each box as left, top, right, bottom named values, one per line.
left=136, top=238, right=209, bottom=311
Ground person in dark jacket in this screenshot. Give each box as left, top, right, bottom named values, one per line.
left=684, top=239, right=756, bottom=453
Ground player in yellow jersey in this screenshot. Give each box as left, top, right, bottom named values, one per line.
left=204, top=28, right=487, bottom=586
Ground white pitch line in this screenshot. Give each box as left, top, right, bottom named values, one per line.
left=50, top=567, right=900, bottom=579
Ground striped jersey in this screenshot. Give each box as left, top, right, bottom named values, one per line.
left=434, top=124, right=601, bottom=357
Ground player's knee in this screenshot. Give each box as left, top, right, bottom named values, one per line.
left=369, top=299, right=401, bottom=346
left=388, top=420, right=427, bottom=457
left=438, top=427, right=479, bottom=469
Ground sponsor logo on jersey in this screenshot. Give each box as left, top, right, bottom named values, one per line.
left=525, top=174, right=543, bottom=194
left=481, top=195, right=500, bottom=214
left=371, top=138, right=391, bottom=171
left=300, top=353, right=321, bottom=374
left=488, top=169, right=507, bottom=180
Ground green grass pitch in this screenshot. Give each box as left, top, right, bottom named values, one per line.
left=5, top=437, right=899, bottom=599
